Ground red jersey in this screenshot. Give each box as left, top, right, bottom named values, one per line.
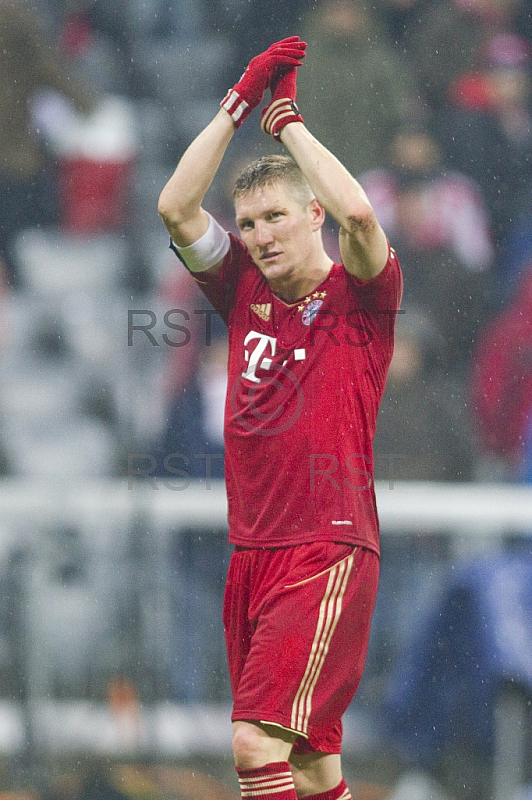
left=192, top=234, right=402, bottom=555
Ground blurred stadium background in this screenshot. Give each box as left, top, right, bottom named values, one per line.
left=0, top=1, right=531, bottom=800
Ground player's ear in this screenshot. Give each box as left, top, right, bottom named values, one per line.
left=309, top=197, right=325, bottom=232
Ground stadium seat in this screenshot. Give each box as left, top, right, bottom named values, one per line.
left=14, top=227, right=128, bottom=295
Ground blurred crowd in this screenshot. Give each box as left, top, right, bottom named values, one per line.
left=0, top=0, right=531, bottom=484
left=0, top=4, right=531, bottom=795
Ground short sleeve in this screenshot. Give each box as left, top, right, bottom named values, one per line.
left=180, top=234, right=247, bottom=323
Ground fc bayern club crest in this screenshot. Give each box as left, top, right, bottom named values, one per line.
left=301, top=298, right=324, bottom=326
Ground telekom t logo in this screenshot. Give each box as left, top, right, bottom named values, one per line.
left=241, top=330, right=306, bottom=383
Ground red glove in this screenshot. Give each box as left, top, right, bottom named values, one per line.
left=221, top=37, right=306, bottom=128
left=261, top=66, right=304, bottom=141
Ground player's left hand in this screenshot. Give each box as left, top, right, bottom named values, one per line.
left=221, top=37, right=306, bottom=129
left=261, top=65, right=305, bottom=141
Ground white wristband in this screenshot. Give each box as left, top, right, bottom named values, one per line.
left=172, top=212, right=230, bottom=272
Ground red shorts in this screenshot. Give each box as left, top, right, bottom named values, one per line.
left=223, top=541, right=379, bottom=754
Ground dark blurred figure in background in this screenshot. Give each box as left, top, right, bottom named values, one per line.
left=470, top=264, right=532, bottom=482
left=437, top=32, right=532, bottom=260
left=377, top=0, right=435, bottom=50
left=360, top=123, right=494, bottom=372
left=157, top=318, right=227, bottom=485
left=361, top=123, right=494, bottom=272
left=406, top=0, right=525, bottom=113
left=373, top=306, right=474, bottom=483
left=0, top=0, right=93, bottom=288
left=296, top=0, right=419, bottom=177
left=152, top=265, right=231, bottom=703
left=153, top=263, right=227, bottom=482
left=368, top=306, right=470, bottom=711
left=496, top=185, right=532, bottom=302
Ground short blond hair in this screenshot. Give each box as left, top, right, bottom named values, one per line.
left=233, top=155, right=314, bottom=208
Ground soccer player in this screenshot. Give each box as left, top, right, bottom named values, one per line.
left=158, top=36, right=403, bottom=800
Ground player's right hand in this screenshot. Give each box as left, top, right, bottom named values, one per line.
left=220, top=36, right=307, bottom=129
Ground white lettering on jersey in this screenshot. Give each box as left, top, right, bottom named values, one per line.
left=241, top=331, right=307, bottom=383
left=241, top=331, right=277, bottom=383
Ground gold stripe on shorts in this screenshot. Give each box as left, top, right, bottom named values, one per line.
left=290, top=553, right=354, bottom=734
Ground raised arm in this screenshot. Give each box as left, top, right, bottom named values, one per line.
left=261, top=70, right=389, bottom=281
left=157, top=110, right=235, bottom=248
left=158, top=38, right=307, bottom=260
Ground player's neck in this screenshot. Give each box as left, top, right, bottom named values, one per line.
left=268, top=254, right=334, bottom=304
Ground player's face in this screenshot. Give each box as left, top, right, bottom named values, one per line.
left=235, top=182, right=319, bottom=286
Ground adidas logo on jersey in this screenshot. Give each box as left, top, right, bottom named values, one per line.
left=250, top=303, right=272, bottom=322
